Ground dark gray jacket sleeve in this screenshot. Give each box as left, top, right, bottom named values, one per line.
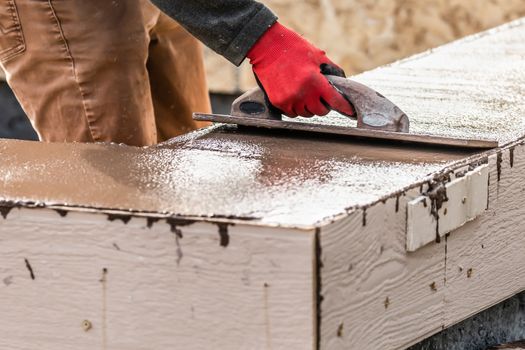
left=149, top=0, right=277, bottom=66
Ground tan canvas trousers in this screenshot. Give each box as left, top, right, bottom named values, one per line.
left=0, top=0, right=211, bottom=146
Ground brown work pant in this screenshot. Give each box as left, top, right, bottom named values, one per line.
left=0, top=0, right=211, bottom=146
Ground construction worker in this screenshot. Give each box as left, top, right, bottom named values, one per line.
left=0, top=0, right=354, bottom=146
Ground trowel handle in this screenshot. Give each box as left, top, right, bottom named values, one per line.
left=231, top=64, right=347, bottom=121
left=230, top=75, right=352, bottom=121
left=231, top=85, right=283, bottom=120
left=231, top=73, right=410, bottom=132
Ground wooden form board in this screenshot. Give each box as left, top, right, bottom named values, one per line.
left=318, top=144, right=525, bottom=349
left=0, top=208, right=316, bottom=349
left=316, top=18, right=525, bottom=350
left=2, top=18, right=525, bottom=350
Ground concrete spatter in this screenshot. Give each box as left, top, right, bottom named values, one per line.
left=0, top=128, right=474, bottom=227
left=0, top=205, right=12, bottom=219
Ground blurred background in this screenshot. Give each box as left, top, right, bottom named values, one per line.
left=2, top=0, right=525, bottom=140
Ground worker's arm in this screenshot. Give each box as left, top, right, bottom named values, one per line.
left=150, top=0, right=274, bottom=65
left=149, top=0, right=354, bottom=117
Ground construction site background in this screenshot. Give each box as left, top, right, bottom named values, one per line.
left=205, top=0, right=525, bottom=93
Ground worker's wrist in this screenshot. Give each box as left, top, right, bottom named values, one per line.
left=246, top=22, right=302, bottom=68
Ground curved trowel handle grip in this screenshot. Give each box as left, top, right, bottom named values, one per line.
left=231, top=86, right=282, bottom=121
left=231, top=63, right=346, bottom=122
left=231, top=74, right=410, bottom=133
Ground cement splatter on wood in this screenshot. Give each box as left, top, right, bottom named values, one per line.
left=54, top=209, right=68, bottom=217
left=107, top=214, right=131, bottom=224
left=146, top=217, right=159, bottom=228
left=217, top=224, right=230, bottom=247
left=24, top=258, right=35, bottom=280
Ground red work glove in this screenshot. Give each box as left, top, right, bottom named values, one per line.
left=246, top=22, right=355, bottom=118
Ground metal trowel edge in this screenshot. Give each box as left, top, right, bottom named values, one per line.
left=194, top=75, right=498, bottom=149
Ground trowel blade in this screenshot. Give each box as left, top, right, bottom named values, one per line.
left=193, top=113, right=498, bottom=149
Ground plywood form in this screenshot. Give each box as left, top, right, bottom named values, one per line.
left=444, top=145, right=525, bottom=327
left=318, top=141, right=525, bottom=350
left=4, top=145, right=525, bottom=350
left=311, top=20, right=525, bottom=345
left=319, top=198, right=446, bottom=350
left=0, top=208, right=316, bottom=349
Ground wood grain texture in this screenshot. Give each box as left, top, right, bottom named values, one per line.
left=319, top=141, right=525, bottom=349
left=0, top=208, right=315, bottom=350
left=315, top=18, right=525, bottom=350
left=444, top=144, right=525, bottom=327
left=319, top=196, right=447, bottom=350
left=3, top=13, right=525, bottom=350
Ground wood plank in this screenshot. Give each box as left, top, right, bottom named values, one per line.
left=444, top=143, right=525, bottom=327
left=319, top=197, right=446, bottom=350
left=406, top=164, right=489, bottom=252
left=319, top=141, right=525, bottom=349
left=0, top=208, right=316, bottom=350
left=316, top=19, right=525, bottom=350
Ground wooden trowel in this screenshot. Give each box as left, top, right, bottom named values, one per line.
left=193, top=75, right=498, bottom=149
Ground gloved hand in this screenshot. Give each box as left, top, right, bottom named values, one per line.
left=246, top=22, right=355, bottom=118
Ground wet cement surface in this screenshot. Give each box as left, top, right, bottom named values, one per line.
left=2, top=19, right=525, bottom=227
left=293, top=19, right=525, bottom=146
left=0, top=126, right=476, bottom=226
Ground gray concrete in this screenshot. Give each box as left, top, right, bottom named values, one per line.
left=410, top=291, right=525, bottom=350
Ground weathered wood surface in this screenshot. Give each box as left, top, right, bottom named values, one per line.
left=406, top=164, right=489, bottom=252
left=444, top=146, right=525, bottom=327
left=319, top=142, right=525, bottom=350
left=316, top=19, right=525, bottom=350
left=320, top=198, right=446, bottom=350
left=0, top=208, right=315, bottom=349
